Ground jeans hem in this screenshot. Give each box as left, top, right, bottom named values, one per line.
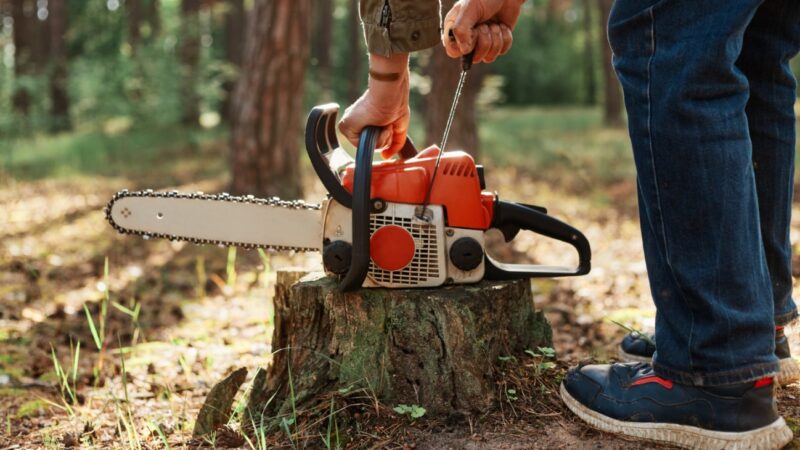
left=775, top=309, right=798, bottom=326
left=652, top=360, right=779, bottom=386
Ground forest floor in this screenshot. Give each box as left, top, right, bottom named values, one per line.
left=3, top=108, right=800, bottom=449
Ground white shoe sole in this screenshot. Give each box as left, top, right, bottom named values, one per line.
left=560, top=383, right=793, bottom=450
left=618, top=346, right=800, bottom=387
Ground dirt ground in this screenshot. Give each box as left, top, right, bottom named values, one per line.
left=3, top=160, right=800, bottom=449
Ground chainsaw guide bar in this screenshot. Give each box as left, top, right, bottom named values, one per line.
left=105, top=189, right=323, bottom=252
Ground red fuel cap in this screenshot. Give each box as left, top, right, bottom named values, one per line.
left=370, top=225, right=416, bottom=271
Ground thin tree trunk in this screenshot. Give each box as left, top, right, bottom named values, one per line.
left=31, top=2, right=49, bottom=72
left=598, top=0, right=622, bottom=126
left=423, top=0, right=483, bottom=157
left=313, top=0, right=333, bottom=100
left=582, top=0, right=596, bottom=105
left=128, top=0, right=141, bottom=53
left=48, top=0, right=70, bottom=131
left=229, top=0, right=311, bottom=199
left=179, top=0, right=201, bottom=126
left=221, top=0, right=245, bottom=122
left=146, top=0, right=160, bottom=38
left=347, top=0, right=363, bottom=103
left=11, top=0, right=32, bottom=116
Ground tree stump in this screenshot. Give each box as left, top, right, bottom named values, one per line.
left=246, top=270, right=551, bottom=420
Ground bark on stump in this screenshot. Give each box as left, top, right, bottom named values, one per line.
left=246, top=270, right=551, bottom=421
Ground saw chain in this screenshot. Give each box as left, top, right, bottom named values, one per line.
left=104, top=189, right=322, bottom=252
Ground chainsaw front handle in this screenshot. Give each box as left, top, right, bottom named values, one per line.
left=305, top=104, right=355, bottom=208
left=337, top=126, right=380, bottom=292
left=484, top=200, right=591, bottom=279
left=305, top=104, right=418, bottom=210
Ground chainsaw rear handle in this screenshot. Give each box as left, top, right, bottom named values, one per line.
left=484, top=201, right=591, bottom=279
left=305, top=103, right=417, bottom=209
left=337, top=125, right=381, bottom=292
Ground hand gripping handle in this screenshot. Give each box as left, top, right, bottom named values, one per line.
left=484, top=201, right=591, bottom=280
left=305, top=104, right=417, bottom=209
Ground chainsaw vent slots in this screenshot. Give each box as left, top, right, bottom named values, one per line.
left=441, top=161, right=477, bottom=178
left=368, top=214, right=441, bottom=287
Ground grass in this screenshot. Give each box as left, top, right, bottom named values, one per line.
left=0, top=123, right=225, bottom=182
left=14, top=400, right=48, bottom=419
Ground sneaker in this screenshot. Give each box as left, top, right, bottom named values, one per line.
left=560, top=362, right=793, bottom=450
left=618, top=327, right=800, bottom=385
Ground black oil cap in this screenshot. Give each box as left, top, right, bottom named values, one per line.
left=323, top=240, right=352, bottom=275
left=449, top=237, right=484, bottom=271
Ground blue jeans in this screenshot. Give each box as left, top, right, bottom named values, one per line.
left=608, top=0, right=800, bottom=386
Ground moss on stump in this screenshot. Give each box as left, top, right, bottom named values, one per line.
left=246, top=270, right=551, bottom=420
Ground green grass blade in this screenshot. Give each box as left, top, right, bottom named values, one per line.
left=111, top=301, right=136, bottom=317
left=226, top=246, right=237, bottom=287
left=72, top=341, right=80, bottom=383
left=609, top=320, right=655, bottom=346
left=83, top=305, right=102, bottom=350
left=118, top=335, right=129, bottom=403
left=149, top=422, right=171, bottom=450
left=100, top=257, right=109, bottom=342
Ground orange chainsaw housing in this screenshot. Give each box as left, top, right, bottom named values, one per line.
left=341, top=146, right=495, bottom=230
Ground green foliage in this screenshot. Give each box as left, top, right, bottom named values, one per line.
left=393, top=404, right=426, bottom=419
left=4, top=0, right=800, bottom=143
left=526, top=346, right=556, bottom=358
left=1, top=0, right=232, bottom=138
left=492, top=1, right=596, bottom=105
left=15, top=400, right=48, bottom=419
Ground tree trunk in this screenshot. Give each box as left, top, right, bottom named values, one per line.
left=245, top=271, right=551, bottom=422
left=145, top=0, right=160, bottom=38
left=11, top=0, right=32, bottom=116
left=48, top=0, right=70, bottom=132
left=313, top=0, right=333, bottom=100
left=128, top=0, right=141, bottom=53
left=423, top=0, right=483, bottom=157
left=347, top=0, right=363, bottom=103
left=582, top=0, right=597, bottom=105
left=31, top=1, right=49, bottom=72
left=598, top=0, right=623, bottom=127
left=179, top=0, right=201, bottom=126
left=221, top=0, right=245, bottom=122
left=229, top=0, right=310, bottom=199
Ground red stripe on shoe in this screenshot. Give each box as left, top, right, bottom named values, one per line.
left=754, top=377, right=774, bottom=388
left=629, top=376, right=673, bottom=389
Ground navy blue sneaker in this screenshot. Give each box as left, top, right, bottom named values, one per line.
left=618, top=327, right=800, bottom=385
left=561, top=362, right=793, bottom=449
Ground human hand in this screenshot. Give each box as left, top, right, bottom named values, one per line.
left=442, top=0, right=525, bottom=63
left=338, top=54, right=410, bottom=159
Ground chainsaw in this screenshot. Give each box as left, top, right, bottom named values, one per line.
left=105, top=104, right=591, bottom=291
